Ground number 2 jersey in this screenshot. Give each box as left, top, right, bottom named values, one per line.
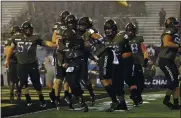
left=104, top=32, right=131, bottom=59
left=9, top=33, right=46, bottom=64
left=158, top=28, right=180, bottom=60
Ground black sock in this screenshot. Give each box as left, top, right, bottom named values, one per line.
left=86, top=83, right=95, bottom=97
left=130, top=89, right=138, bottom=98
left=25, top=94, right=31, bottom=103
left=173, top=98, right=179, bottom=105
left=117, top=95, right=125, bottom=103
left=104, top=84, right=118, bottom=103
left=39, top=94, right=45, bottom=102
left=51, top=89, right=55, bottom=95
left=64, top=90, right=69, bottom=97
left=56, top=96, right=60, bottom=102
left=164, top=95, right=171, bottom=102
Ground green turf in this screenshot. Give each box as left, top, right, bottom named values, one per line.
left=19, top=91, right=180, bottom=118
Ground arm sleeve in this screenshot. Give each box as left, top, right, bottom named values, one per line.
left=36, top=35, right=45, bottom=46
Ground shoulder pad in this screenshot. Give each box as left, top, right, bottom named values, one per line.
left=136, top=36, right=144, bottom=42
left=163, top=28, right=175, bottom=35
left=117, top=31, right=125, bottom=36
left=87, top=29, right=95, bottom=34
left=4, top=40, right=8, bottom=46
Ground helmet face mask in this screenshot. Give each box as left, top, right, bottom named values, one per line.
left=21, top=21, right=33, bottom=36
left=78, top=17, right=93, bottom=30
left=67, top=23, right=76, bottom=30
left=59, top=11, right=70, bottom=24
left=125, top=23, right=136, bottom=38
left=24, top=28, right=33, bottom=36
left=65, top=15, right=77, bottom=30
left=165, top=17, right=180, bottom=32
left=77, top=24, right=87, bottom=34
left=126, top=28, right=135, bottom=37
left=104, top=19, right=117, bottom=38
left=105, top=29, right=113, bottom=37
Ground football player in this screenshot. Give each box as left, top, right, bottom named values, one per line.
left=65, top=14, right=95, bottom=106
left=77, top=17, right=119, bottom=112
left=4, top=21, right=57, bottom=107
left=104, top=20, right=140, bottom=107
left=4, top=25, right=21, bottom=102
left=51, top=10, right=72, bottom=109
left=158, top=17, right=180, bottom=110
left=125, top=23, right=149, bottom=104
left=60, top=28, right=89, bottom=112
left=103, top=19, right=132, bottom=110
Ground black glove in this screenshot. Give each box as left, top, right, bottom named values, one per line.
left=143, top=58, right=149, bottom=67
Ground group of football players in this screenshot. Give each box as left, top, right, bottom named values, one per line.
left=4, top=10, right=180, bottom=112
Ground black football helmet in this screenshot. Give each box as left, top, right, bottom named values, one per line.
left=65, top=14, right=78, bottom=30
left=125, top=23, right=136, bottom=38
left=165, top=17, right=179, bottom=32
left=10, top=25, right=21, bottom=35
left=77, top=17, right=93, bottom=34
left=21, top=21, right=33, bottom=36
left=104, top=19, right=117, bottom=38
left=59, top=11, right=71, bottom=25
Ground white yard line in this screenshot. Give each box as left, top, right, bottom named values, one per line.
left=6, top=97, right=109, bottom=118
left=5, top=93, right=165, bottom=118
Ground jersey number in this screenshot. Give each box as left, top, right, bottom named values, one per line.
left=131, top=43, right=138, bottom=53
left=174, top=37, right=180, bottom=44
left=17, top=42, right=32, bottom=52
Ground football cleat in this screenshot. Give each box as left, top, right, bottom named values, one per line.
left=106, top=102, right=119, bottom=112
left=55, top=101, right=61, bottom=110
left=163, top=100, right=174, bottom=109
left=171, top=105, right=181, bottom=110
left=90, top=95, right=95, bottom=106
left=49, top=92, right=55, bottom=103
left=26, top=102, right=32, bottom=107
left=40, top=100, right=46, bottom=108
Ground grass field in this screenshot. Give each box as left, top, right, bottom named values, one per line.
left=1, top=89, right=180, bottom=118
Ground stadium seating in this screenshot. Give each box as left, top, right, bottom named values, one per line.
left=1, top=2, right=27, bottom=32
left=130, top=1, right=180, bottom=45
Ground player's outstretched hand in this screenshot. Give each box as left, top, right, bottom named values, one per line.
left=4, top=60, right=9, bottom=68
left=62, top=63, right=69, bottom=68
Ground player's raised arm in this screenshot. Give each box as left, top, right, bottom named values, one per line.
left=36, top=36, right=57, bottom=48
left=44, top=41, right=57, bottom=47
left=163, top=34, right=179, bottom=48
left=140, top=42, right=149, bottom=59
left=4, top=39, right=16, bottom=68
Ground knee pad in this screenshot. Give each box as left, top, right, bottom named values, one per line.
left=167, top=79, right=179, bottom=90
